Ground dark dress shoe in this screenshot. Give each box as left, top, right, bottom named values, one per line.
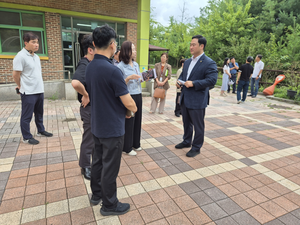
left=100, top=202, right=130, bottom=216
left=175, top=113, right=180, bottom=117
left=81, top=167, right=91, bottom=180
left=175, top=142, right=191, bottom=149
left=90, top=195, right=102, bottom=205
left=186, top=149, right=200, bottom=157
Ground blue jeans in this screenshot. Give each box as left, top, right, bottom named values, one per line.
left=251, top=77, right=260, bottom=96
left=237, top=80, right=249, bottom=101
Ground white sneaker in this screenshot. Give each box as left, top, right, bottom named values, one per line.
left=127, top=150, right=137, bottom=156
left=237, top=100, right=241, bottom=104
left=133, top=147, right=142, bottom=151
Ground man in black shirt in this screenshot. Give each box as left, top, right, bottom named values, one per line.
left=86, top=25, right=137, bottom=216
left=71, top=35, right=95, bottom=180
left=236, top=56, right=254, bottom=104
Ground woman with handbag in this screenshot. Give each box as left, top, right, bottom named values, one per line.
left=118, top=41, right=143, bottom=156
left=220, top=57, right=231, bottom=97
left=149, top=53, right=172, bottom=114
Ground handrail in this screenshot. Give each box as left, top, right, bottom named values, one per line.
left=0, top=70, right=71, bottom=84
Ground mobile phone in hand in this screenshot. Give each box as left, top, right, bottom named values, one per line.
left=16, top=88, right=20, bottom=94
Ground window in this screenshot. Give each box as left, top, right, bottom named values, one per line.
left=0, top=8, right=47, bottom=55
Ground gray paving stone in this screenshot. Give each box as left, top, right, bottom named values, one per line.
left=0, top=151, right=17, bottom=158
left=243, top=124, right=275, bottom=132
left=0, top=179, right=7, bottom=190
left=272, top=142, right=293, bottom=150
left=264, top=219, right=285, bottom=225
left=31, top=153, right=47, bottom=160
left=155, top=146, right=170, bottom=152
left=278, top=213, right=300, bottom=225
left=14, top=155, right=31, bottom=163
left=144, top=148, right=158, bottom=154
left=30, top=159, right=47, bottom=168
left=231, top=211, right=260, bottom=225
left=264, top=112, right=294, bottom=120
left=12, top=161, right=30, bottom=170
left=162, top=165, right=181, bottom=176
left=155, top=159, right=172, bottom=168
left=201, top=202, right=228, bottom=221
left=190, top=191, right=214, bottom=206
left=62, top=154, right=78, bottom=162
left=193, top=178, right=214, bottom=190
left=179, top=181, right=201, bottom=194
left=239, top=158, right=257, bottom=166
left=175, top=163, right=193, bottom=172
left=205, top=118, right=236, bottom=128
left=205, top=129, right=238, bottom=139
left=62, top=150, right=77, bottom=156
left=168, top=157, right=185, bottom=165
left=216, top=198, right=243, bottom=215
left=291, top=208, right=300, bottom=219
left=0, top=189, right=4, bottom=202
left=47, top=151, right=62, bottom=158
left=204, top=187, right=227, bottom=202
left=161, top=151, right=176, bottom=158
left=47, top=157, right=63, bottom=165
left=271, top=120, right=299, bottom=127
left=149, top=153, right=165, bottom=161
left=0, top=172, right=10, bottom=181
left=215, top=216, right=239, bottom=225
left=294, top=153, right=300, bottom=158
left=2, top=146, right=18, bottom=152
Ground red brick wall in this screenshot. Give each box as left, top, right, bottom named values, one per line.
left=0, top=12, right=64, bottom=83
left=0, top=0, right=139, bottom=82
left=1, top=0, right=138, bottom=20
left=126, top=22, right=137, bottom=50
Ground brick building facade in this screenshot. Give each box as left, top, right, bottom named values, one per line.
left=0, top=0, right=140, bottom=83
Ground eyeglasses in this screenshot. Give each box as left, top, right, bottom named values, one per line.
left=110, top=41, right=118, bottom=47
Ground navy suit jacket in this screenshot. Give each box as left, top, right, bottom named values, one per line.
left=179, top=53, right=218, bottom=109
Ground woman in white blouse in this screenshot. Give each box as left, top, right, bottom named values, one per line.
left=220, top=57, right=231, bottom=97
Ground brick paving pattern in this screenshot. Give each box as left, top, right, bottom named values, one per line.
left=1, top=81, right=300, bottom=224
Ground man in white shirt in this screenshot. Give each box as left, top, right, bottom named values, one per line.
left=13, top=32, right=53, bottom=145
left=250, top=54, right=264, bottom=98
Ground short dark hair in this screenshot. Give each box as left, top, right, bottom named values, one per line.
left=81, top=34, right=94, bottom=56
left=92, top=24, right=117, bottom=49
left=23, top=32, right=39, bottom=43
left=257, top=54, right=263, bottom=59
left=230, top=57, right=235, bottom=60
left=192, top=35, right=207, bottom=49
left=119, top=41, right=133, bottom=64
left=161, top=52, right=168, bottom=58
left=180, top=58, right=186, bottom=66
left=247, top=56, right=254, bottom=63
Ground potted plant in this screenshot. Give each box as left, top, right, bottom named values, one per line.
left=287, top=86, right=298, bottom=99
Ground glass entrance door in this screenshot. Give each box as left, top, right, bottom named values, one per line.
left=62, top=31, right=91, bottom=79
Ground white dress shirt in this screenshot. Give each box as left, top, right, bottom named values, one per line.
left=252, top=60, right=264, bottom=78
left=186, top=52, right=204, bottom=80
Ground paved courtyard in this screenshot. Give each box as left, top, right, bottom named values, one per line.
left=1, top=82, right=300, bottom=225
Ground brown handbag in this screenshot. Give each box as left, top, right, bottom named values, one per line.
left=153, top=87, right=166, bottom=99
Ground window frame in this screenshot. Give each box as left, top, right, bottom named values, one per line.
left=0, top=8, right=48, bottom=56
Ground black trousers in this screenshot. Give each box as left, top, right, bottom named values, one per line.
left=123, top=94, right=142, bottom=153
left=91, top=135, right=124, bottom=209
left=20, top=93, right=45, bottom=139
left=174, top=92, right=181, bottom=115
left=181, top=101, right=206, bottom=152
left=228, top=74, right=237, bottom=93
left=79, top=105, right=93, bottom=168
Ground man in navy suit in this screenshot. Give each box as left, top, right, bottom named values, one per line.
left=175, top=35, right=218, bottom=157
